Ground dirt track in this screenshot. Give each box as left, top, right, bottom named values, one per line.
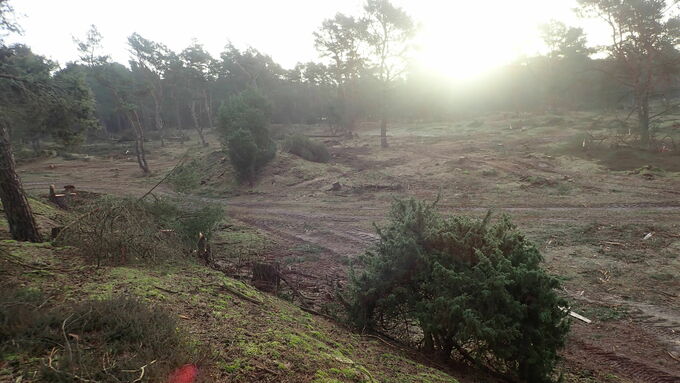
left=17, top=118, right=680, bottom=382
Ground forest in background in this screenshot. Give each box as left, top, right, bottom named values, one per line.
left=6, top=0, right=680, bottom=155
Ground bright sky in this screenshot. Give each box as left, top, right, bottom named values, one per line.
left=8, top=0, right=609, bottom=80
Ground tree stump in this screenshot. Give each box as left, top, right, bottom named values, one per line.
left=49, top=185, right=68, bottom=209
left=251, top=262, right=280, bottom=293
left=50, top=226, right=63, bottom=240
left=196, top=232, right=212, bottom=265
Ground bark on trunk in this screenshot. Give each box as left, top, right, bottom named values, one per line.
left=191, top=100, right=207, bottom=146
left=129, top=110, right=150, bottom=175
left=151, top=90, right=165, bottom=147
left=380, top=82, right=389, bottom=148
left=637, top=92, right=650, bottom=147
left=173, top=91, right=182, bottom=129
left=380, top=118, right=388, bottom=148
left=203, top=89, right=213, bottom=130
left=0, top=120, right=42, bottom=242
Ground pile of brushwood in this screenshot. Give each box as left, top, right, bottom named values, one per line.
left=56, top=196, right=223, bottom=266
left=0, top=288, right=201, bottom=382
left=282, top=134, right=331, bottom=163
left=345, top=198, right=570, bottom=383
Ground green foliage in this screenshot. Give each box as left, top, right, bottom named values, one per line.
left=167, top=158, right=203, bottom=192
left=142, top=197, right=224, bottom=246
left=58, top=196, right=223, bottom=265
left=0, top=45, right=98, bottom=150
left=218, top=90, right=276, bottom=183
left=283, top=134, right=331, bottom=163
left=0, top=288, right=198, bottom=382
left=346, top=198, right=570, bottom=383
left=48, top=64, right=100, bottom=148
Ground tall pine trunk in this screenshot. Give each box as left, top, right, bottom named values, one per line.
left=0, top=120, right=42, bottom=242
left=191, top=100, right=207, bottom=146
left=203, top=89, right=213, bottom=130
left=637, top=91, right=650, bottom=147
left=172, top=89, right=182, bottom=129
left=151, top=90, right=165, bottom=147
left=128, top=110, right=150, bottom=175
left=380, top=81, right=389, bottom=148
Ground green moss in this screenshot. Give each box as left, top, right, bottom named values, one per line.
left=27, top=198, right=60, bottom=217
left=219, top=359, right=243, bottom=373
left=313, top=366, right=373, bottom=383
left=2, top=214, right=460, bottom=383
left=213, top=224, right=271, bottom=260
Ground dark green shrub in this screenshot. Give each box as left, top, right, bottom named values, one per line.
left=1, top=289, right=199, bottom=382
left=218, top=90, right=276, bottom=184
left=283, top=134, right=330, bottom=163
left=346, top=198, right=570, bottom=383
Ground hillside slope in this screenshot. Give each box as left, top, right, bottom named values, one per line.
left=0, top=200, right=459, bottom=383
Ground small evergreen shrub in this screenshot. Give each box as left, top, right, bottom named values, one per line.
left=218, top=90, right=276, bottom=184
left=283, top=134, right=330, bottom=163
left=0, top=289, right=199, bottom=382
left=346, top=198, right=570, bottom=383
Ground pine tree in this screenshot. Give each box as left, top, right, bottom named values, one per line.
left=218, top=90, right=275, bottom=184
left=347, top=198, right=571, bottom=383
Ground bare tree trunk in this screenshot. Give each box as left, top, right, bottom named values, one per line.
left=380, top=118, right=388, bottom=148
left=637, top=91, right=650, bottom=147
left=191, top=100, right=207, bottom=146
left=151, top=90, right=165, bottom=147
left=98, top=76, right=150, bottom=174
left=380, top=81, right=389, bottom=148
left=173, top=90, right=182, bottom=129
left=0, top=120, right=42, bottom=242
left=203, top=89, right=213, bottom=130
left=129, top=110, right=150, bottom=175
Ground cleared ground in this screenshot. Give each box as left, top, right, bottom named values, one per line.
left=16, top=111, right=680, bottom=382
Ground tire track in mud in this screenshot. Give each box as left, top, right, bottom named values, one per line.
left=22, top=181, right=680, bottom=378
left=225, top=208, right=379, bottom=307
left=572, top=340, right=680, bottom=383
left=226, top=200, right=680, bottom=380
left=624, top=302, right=680, bottom=355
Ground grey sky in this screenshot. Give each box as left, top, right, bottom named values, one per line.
left=9, top=0, right=609, bottom=79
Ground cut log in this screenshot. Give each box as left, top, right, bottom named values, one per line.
left=196, top=232, right=212, bottom=265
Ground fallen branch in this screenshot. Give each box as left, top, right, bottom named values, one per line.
left=52, top=208, right=102, bottom=244
left=154, top=285, right=181, bottom=294
left=669, top=352, right=680, bottom=363
left=138, top=151, right=189, bottom=201
left=122, top=359, right=156, bottom=383
left=217, top=283, right=262, bottom=305
left=0, top=248, right=67, bottom=272
left=47, top=347, right=100, bottom=383
left=278, top=271, right=314, bottom=306
left=569, top=311, right=592, bottom=324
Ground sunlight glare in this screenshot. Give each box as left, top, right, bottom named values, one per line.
left=409, top=1, right=577, bottom=80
